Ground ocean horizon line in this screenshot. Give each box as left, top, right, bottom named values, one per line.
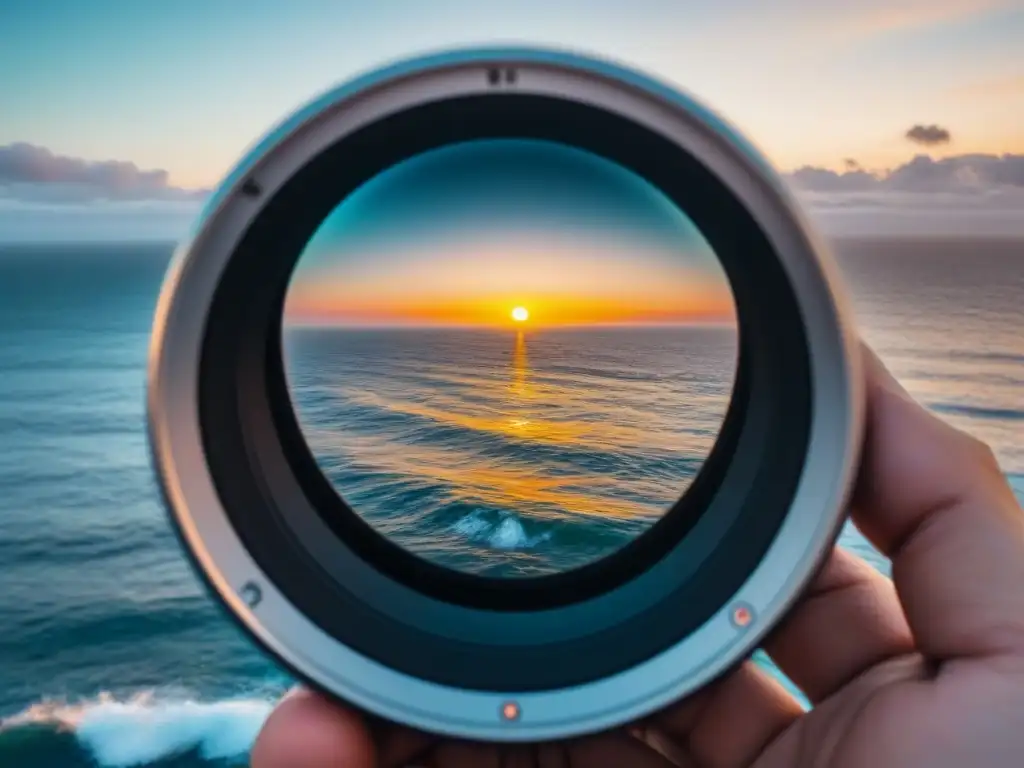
left=283, top=319, right=739, bottom=331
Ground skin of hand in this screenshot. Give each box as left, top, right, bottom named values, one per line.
left=250, top=343, right=1024, bottom=767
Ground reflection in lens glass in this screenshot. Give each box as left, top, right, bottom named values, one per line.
left=282, top=139, right=738, bottom=578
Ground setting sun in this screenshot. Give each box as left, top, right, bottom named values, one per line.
left=511, top=306, right=529, bottom=323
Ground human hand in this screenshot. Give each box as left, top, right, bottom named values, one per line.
left=251, top=344, right=1024, bottom=767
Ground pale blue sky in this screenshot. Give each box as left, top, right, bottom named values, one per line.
left=1, top=0, right=1022, bottom=240
left=285, top=139, right=733, bottom=327
left=2, top=0, right=1022, bottom=185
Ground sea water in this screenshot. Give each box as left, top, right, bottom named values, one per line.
left=0, top=238, right=1021, bottom=767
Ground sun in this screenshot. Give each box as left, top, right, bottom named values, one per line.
left=511, top=306, right=529, bottom=323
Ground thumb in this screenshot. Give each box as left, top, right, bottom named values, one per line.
left=251, top=689, right=377, bottom=768
left=850, top=344, right=1024, bottom=660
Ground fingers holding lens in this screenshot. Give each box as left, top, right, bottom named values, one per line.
left=251, top=688, right=377, bottom=768
left=852, top=345, right=1024, bottom=661
left=763, top=345, right=1024, bottom=699
left=761, top=547, right=914, bottom=702
left=424, top=734, right=682, bottom=768
left=561, top=732, right=687, bottom=768
left=653, top=660, right=802, bottom=767
left=252, top=688, right=438, bottom=768
left=365, top=715, right=438, bottom=766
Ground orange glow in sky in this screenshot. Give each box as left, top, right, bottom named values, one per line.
left=285, top=270, right=736, bottom=327
left=285, top=240, right=736, bottom=328
left=286, top=292, right=735, bottom=327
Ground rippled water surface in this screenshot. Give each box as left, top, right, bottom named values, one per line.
left=286, top=324, right=737, bottom=576
left=0, top=238, right=1021, bottom=767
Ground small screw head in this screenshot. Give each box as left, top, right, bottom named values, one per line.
left=240, top=178, right=262, bottom=197
left=731, top=603, right=754, bottom=628
left=500, top=701, right=521, bottom=722
left=240, top=582, right=262, bottom=608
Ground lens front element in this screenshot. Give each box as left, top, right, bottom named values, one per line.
left=283, top=138, right=739, bottom=578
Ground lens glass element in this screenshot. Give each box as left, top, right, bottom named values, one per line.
left=282, top=139, right=738, bottom=577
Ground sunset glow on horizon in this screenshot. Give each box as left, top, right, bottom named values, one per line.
left=285, top=285, right=736, bottom=328
left=283, top=139, right=736, bottom=330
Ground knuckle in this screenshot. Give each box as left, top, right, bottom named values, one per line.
left=956, top=433, right=1018, bottom=510
left=963, top=433, right=1000, bottom=471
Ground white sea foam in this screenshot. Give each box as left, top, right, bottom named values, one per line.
left=451, top=510, right=551, bottom=550
left=0, top=691, right=273, bottom=767
left=488, top=516, right=533, bottom=549
left=450, top=511, right=491, bottom=539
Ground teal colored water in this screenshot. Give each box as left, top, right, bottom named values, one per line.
left=0, top=239, right=1021, bottom=767
left=285, top=323, right=738, bottom=577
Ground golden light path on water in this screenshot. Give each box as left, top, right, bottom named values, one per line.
left=300, top=329, right=731, bottom=526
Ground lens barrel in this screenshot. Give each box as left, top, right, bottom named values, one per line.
left=147, top=47, right=863, bottom=742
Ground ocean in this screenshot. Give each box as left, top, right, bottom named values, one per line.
left=285, top=322, right=737, bottom=577
left=1, top=238, right=1022, bottom=767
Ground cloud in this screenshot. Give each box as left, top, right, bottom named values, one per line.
left=2, top=144, right=1023, bottom=242
left=0, top=143, right=207, bottom=203
left=785, top=153, right=1024, bottom=237
left=787, top=152, right=1024, bottom=193
left=0, top=143, right=207, bottom=242
left=905, top=124, right=952, bottom=147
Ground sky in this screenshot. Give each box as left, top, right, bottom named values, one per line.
left=0, top=0, right=1023, bottom=241
left=284, top=139, right=734, bottom=327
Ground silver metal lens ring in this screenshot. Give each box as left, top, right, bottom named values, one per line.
left=147, top=47, right=864, bottom=742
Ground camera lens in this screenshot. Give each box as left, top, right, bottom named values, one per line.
left=282, top=138, right=738, bottom=578
left=148, top=48, right=863, bottom=742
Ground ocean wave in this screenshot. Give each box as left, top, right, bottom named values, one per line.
left=878, top=345, right=1024, bottom=366
left=316, top=384, right=718, bottom=459
left=0, top=692, right=273, bottom=768
left=451, top=509, right=553, bottom=550
left=929, top=402, right=1024, bottom=422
